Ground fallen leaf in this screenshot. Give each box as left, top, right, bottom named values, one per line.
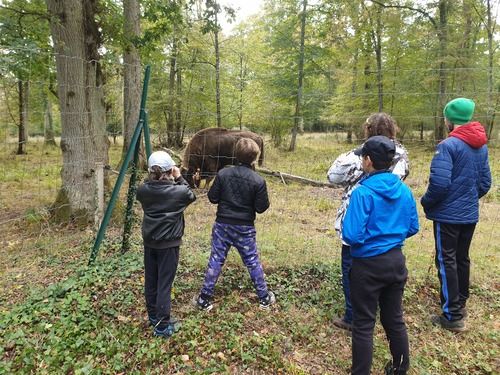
left=217, top=352, right=226, bottom=360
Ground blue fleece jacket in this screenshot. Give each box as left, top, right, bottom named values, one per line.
left=342, top=171, right=419, bottom=258
left=420, top=122, right=491, bottom=224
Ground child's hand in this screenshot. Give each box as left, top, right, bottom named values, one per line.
left=171, top=166, right=181, bottom=179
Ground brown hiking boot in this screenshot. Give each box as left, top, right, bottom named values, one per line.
left=431, top=315, right=467, bottom=333
left=460, top=307, right=468, bottom=319
left=331, top=317, right=352, bottom=333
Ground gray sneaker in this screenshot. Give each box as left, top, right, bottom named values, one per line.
left=431, top=315, right=466, bottom=332
left=259, top=291, right=276, bottom=309
left=192, top=294, right=213, bottom=312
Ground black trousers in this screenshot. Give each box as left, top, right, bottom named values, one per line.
left=433, top=222, right=476, bottom=321
left=350, top=248, right=409, bottom=375
left=144, top=246, right=179, bottom=329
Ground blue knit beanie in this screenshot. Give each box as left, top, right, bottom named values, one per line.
left=443, top=98, right=475, bottom=125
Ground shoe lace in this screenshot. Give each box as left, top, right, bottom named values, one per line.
left=154, top=317, right=166, bottom=329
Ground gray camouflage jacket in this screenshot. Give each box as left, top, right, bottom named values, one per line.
left=327, top=141, right=410, bottom=244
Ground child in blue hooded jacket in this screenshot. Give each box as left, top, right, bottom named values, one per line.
left=343, top=136, right=419, bottom=375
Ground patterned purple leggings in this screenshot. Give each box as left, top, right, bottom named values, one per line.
left=201, top=222, right=269, bottom=299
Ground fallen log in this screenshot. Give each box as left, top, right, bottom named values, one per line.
left=168, top=145, right=336, bottom=189
left=256, top=167, right=337, bottom=188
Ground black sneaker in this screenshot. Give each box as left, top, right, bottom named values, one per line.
left=148, top=316, right=158, bottom=327
left=192, top=295, right=213, bottom=312
left=259, top=291, right=276, bottom=309
left=431, top=315, right=467, bottom=332
left=384, top=361, right=394, bottom=375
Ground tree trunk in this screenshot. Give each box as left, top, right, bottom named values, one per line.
left=373, top=8, right=383, bottom=112
left=175, top=69, right=183, bottom=147
left=289, top=0, right=307, bottom=151
left=435, top=0, right=448, bottom=141
left=256, top=167, right=336, bottom=188
left=46, top=0, right=109, bottom=226
left=214, top=23, right=222, bottom=127
left=43, top=91, right=57, bottom=147
left=122, top=0, right=142, bottom=160
left=238, top=54, right=244, bottom=130
left=168, top=21, right=179, bottom=146
left=17, top=80, right=28, bottom=155
left=485, top=0, right=496, bottom=139
left=348, top=9, right=361, bottom=144
left=22, top=81, right=29, bottom=145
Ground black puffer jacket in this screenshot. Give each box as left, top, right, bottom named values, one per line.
left=136, top=177, right=196, bottom=248
left=207, top=163, right=270, bottom=226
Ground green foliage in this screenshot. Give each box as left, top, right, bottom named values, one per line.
left=49, top=188, right=71, bottom=225
left=3, top=245, right=497, bottom=373
left=3, top=0, right=498, bottom=143
left=0, top=0, right=56, bottom=136
left=23, top=208, right=44, bottom=224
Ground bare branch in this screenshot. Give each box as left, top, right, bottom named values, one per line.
left=0, top=4, right=49, bottom=21
left=370, top=0, right=438, bottom=29
left=256, top=167, right=337, bottom=188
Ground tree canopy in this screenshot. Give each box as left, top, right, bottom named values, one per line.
left=1, top=0, right=498, bottom=142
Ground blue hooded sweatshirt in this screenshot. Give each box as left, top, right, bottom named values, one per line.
left=342, top=170, right=419, bottom=258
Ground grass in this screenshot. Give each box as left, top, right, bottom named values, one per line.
left=1, top=133, right=499, bottom=374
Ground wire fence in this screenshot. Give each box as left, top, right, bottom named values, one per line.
left=1, top=55, right=499, bottom=285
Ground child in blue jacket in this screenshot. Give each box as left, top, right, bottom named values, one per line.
left=421, top=98, right=491, bottom=333
left=327, top=113, right=409, bottom=332
left=343, top=136, right=419, bottom=375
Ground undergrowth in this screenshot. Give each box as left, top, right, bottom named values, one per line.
left=1, top=244, right=498, bottom=374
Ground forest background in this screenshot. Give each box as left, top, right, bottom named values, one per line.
left=1, top=0, right=499, bottom=374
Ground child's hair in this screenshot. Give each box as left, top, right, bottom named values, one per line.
left=371, top=158, right=394, bottom=171
left=148, top=165, right=171, bottom=181
left=235, top=138, right=260, bottom=165
left=365, top=113, right=399, bottom=140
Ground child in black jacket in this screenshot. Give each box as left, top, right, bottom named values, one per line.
left=136, top=151, right=196, bottom=338
left=193, top=138, right=275, bottom=311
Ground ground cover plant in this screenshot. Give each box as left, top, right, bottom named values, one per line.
left=1, top=134, right=499, bottom=374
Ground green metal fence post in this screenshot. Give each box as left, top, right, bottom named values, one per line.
left=88, top=66, right=151, bottom=265
left=144, top=111, right=151, bottom=158
left=121, top=66, right=152, bottom=253
left=87, top=119, right=144, bottom=265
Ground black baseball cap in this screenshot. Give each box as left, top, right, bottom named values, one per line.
left=353, top=135, right=396, bottom=163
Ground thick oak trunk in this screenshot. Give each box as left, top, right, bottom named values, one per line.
left=122, top=0, right=142, bottom=159
left=46, top=0, right=109, bottom=225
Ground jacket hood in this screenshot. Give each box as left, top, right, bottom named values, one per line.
left=449, top=122, right=487, bottom=148
left=360, top=171, right=402, bottom=200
